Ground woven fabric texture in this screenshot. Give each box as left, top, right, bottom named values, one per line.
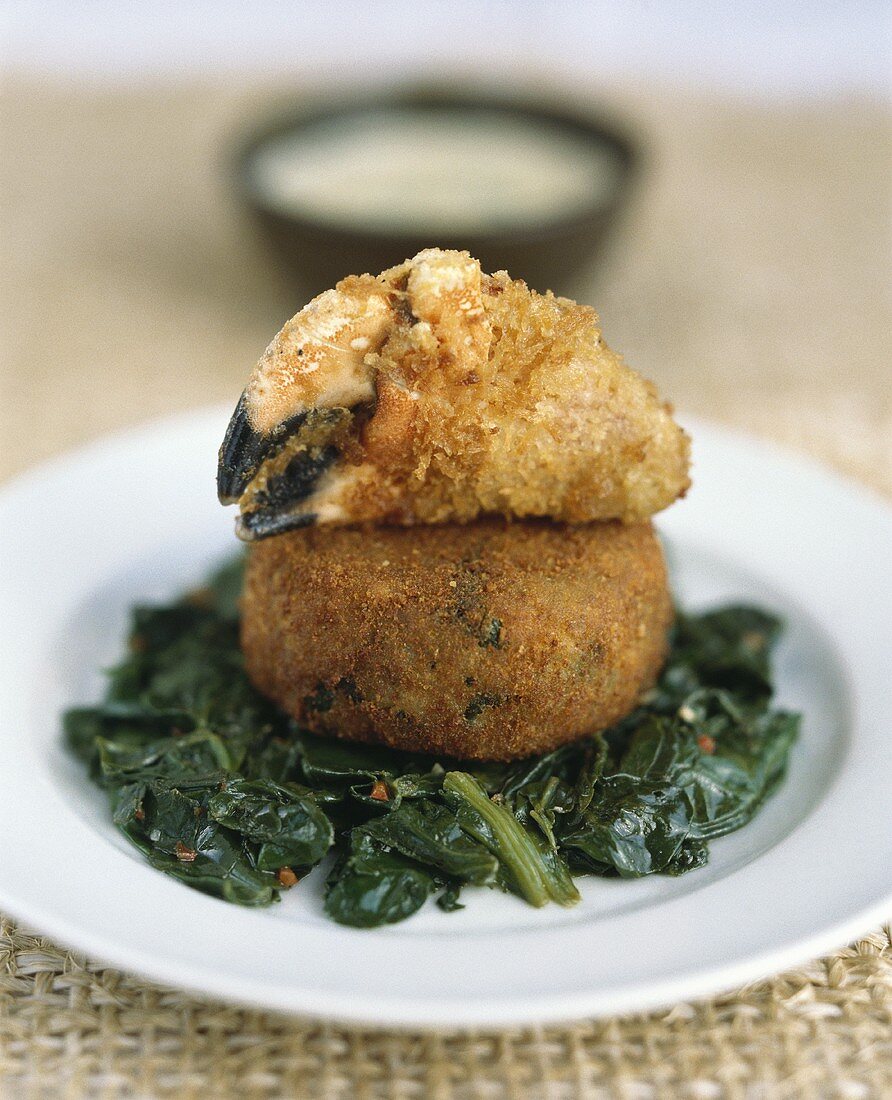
left=1, top=77, right=890, bottom=1098
left=2, top=918, right=891, bottom=1099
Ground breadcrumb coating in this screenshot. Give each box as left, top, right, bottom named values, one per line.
left=241, top=520, right=672, bottom=761
left=229, top=249, right=690, bottom=532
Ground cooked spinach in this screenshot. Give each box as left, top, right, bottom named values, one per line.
left=64, top=556, right=799, bottom=927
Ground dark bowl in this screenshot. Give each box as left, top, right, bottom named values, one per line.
left=233, top=87, right=638, bottom=301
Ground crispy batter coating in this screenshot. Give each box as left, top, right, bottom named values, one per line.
left=241, top=520, right=672, bottom=761
left=232, top=249, right=690, bottom=531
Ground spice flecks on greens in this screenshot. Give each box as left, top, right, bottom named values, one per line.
left=64, top=557, right=799, bottom=927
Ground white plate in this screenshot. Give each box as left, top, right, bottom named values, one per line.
left=0, top=408, right=890, bottom=1029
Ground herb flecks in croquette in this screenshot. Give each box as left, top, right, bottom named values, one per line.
left=304, top=677, right=364, bottom=714
left=449, top=559, right=506, bottom=650
left=479, top=618, right=503, bottom=648
left=463, top=693, right=505, bottom=722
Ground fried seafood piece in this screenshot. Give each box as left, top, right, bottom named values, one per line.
left=218, top=249, right=690, bottom=540
left=241, top=520, right=672, bottom=761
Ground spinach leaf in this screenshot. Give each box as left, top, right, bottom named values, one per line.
left=559, top=718, right=702, bottom=877
left=207, top=778, right=333, bottom=870
left=111, top=776, right=277, bottom=906
left=436, top=882, right=465, bottom=912
left=558, top=705, right=799, bottom=877
left=677, top=707, right=800, bottom=838
left=443, top=771, right=580, bottom=907
left=361, top=799, right=499, bottom=886
left=97, top=730, right=234, bottom=785
left=648, top=605, right=782, bottom=711
left=324, top=832, right=437, bottom=927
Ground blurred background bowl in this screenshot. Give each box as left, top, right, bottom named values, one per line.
left=234, top=87, right=637, bottom=300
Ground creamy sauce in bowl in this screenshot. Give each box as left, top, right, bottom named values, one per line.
left=248, top=107, right=624, bottom=235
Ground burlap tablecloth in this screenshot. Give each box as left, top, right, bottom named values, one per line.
left=1, top=76, right=890, bottom=1098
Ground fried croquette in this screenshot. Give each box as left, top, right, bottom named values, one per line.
left=218, top=248, right=691, bottom=540
left=241, top=520, right=672, bottom=761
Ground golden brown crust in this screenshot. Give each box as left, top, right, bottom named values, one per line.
left=241, top=520, right=673, bottom=761
left=235, top=249, right=691, bottom=529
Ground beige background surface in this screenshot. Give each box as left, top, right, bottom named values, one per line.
left=1, top=76, right=890, bottom=1097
